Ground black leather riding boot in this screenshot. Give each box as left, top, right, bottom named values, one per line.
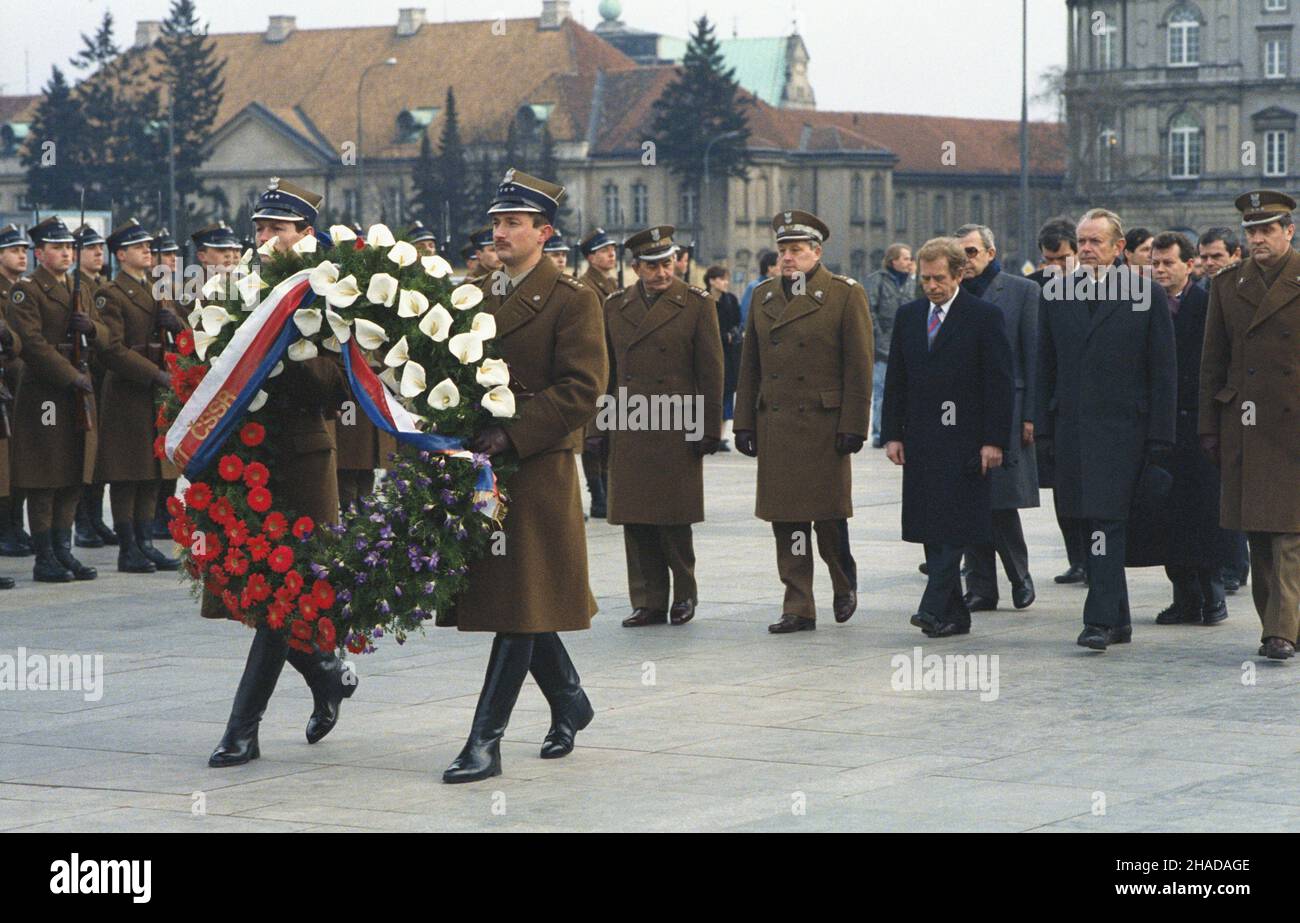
left=87, top=484, right=117, bottom=545
left=443, top=634, right=535, bottom=783
left=285, top=645, right=358, bottom=744
left=529, top=632, right=594, bottom=759
left=73, top=495, right=103, bottom=548
left=52, top=529, right=96, bottom=580
left=0, top=499, right=25, bottom=557
left=210, top=626, right=288, bottom=767
left=32, top=531, right=72, bottom=583
left=135, top=520, right=179, bottom=571
left=116, top=520, right=156, bottom=574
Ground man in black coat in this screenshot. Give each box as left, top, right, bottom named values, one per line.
left=1135, top=232, right=1230, bottom=626
left=883, top=237, right=1014, bottom=638
left=1037, top=209, right=1177, bottom=651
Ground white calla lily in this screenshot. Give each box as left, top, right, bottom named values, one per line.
left=378, top=368, right=400, bottom=391
left=235, top=271, right=267, bottom=307
left=399, top=360, right=427, bottom=398
left=449, top=332, right=484, bottom=365
left=248, top=390, right=269, bottom=413
left=238, top=248, right=253, bottom=268
left=327, top=274, right=361, bottom=309
left=256, top=236, right=279, bottom=256
left=366, top=224, right=396, bottom=248
left=450, top=283, right=484, bottom=311
left=383, top=335, right=411, bottom=368
left=200, top=273, right=226, bottom=299
left=187, top=302, right=205, bottom=329
left=200, top=304, right=233, bottom=336
left=291, top=234, right=317, bottom=255
left=421, top=254, right=453, bottom=278
left=366, top=273, right=399, bottom=307
left=325, top=308, right=352, bottom=343
left=476, top=358, right=510, bottom=388
left=482, top=385, right=516, bottom=418
left=427, top=378, right=460, bottom=410
left=329, top=225, right=357, bottom=246
left=268, top=361, right=284, bottom=378
left=322, top=336, right=342, bottom=353
left=354, top=318, right=389, bottom=351
left=418, top=304, right=454, bottom=342
left=397, top=289, right=429, bottom=318
left=470, top=312, right=497, bottom=341
left=308, top=261, right=339, bottom=295
left=292, top=307, right=322, bottom=337
left=388, top=240, right=418, bottom=267
left=287, top=338, right=318, bottom=361
left=193, top=331, right=218, bottom=361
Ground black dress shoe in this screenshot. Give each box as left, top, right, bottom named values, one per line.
left=928, top=618, right=971, bottom=638
left=1077, top=624, right=1132, bottom=650
left=910, top=611, right=939, bottom=634
left=918, top=561, right=929, bottom=575
left=1155, top=603, right=1201, bottom=625
left=669, top=598, right=696, bottom=626
left=833, top=591, right=857, bottom=623
left=963, top=592, right=998, bottom=612
left=768, top=614, right=815, bottom=633
left=622, top=607, right=667, bottom=627
left=0, top=575, right=14, bottom=589
left=1201, top=602, right=1228, bottom=626
left=1055, top=565, right=1086, bottom=584
left=1262, top=637, right=1295, bottom=660
left=52, top=530, right=96, bottom=580
left=1224, top=575, right=1240, bottom=595
left=1012, top=576, right=1035, bottom=609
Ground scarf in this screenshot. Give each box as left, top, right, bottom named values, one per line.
left=961, top=258, right=1002, bottom=298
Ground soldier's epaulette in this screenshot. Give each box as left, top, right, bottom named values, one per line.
left=604, top=288, right=626, bottom=304
left=688, top=284, right=709, bottom=298
left=832, top=273, right=858, bottom=287
left=1213, top=260, right=1242, bottom=279
left=557, top=274, right=583, bottom=289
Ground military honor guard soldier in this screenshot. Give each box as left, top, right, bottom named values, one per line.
left=733, top=210, right=874, bottom=633
left=71, top=223, right=117, bottom=551
left=191, top=222, right=242, bottom=273
left=0, top=224, right=32, bottom=561
left=544, top=230, right=572, bottom=274
left=602, top=225, right=724, bottom=628
left=1199, top=190, right=1300, bottom=660
left=406, top=220, right=438, bottom=256
left=576, top=228, right=619, bottom=519
left=466, top=225, right=501, bottom=286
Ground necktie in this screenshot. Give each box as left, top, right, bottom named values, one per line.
left=927, top=304, right=943, bottom=348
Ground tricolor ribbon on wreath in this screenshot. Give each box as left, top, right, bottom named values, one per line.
left=164, top=267, right=499, bottom=516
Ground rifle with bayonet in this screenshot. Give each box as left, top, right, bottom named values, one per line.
left=66, top=189, right=96, bottom=433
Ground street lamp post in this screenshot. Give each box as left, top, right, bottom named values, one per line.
left=356, top=57, right=398, bottom=225
left=702, top=129, right=743, bottom=264
left=1018, top=0, right=1031, bottom=271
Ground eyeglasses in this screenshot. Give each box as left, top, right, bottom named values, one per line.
left=963, top=247, right=982, bottom=257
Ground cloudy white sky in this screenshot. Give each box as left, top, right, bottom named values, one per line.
left=3, top=0, right=1068, bottom=121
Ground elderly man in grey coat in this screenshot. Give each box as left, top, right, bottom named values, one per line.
left=953, top=225, right=1041, bottom=611
left=862, top=244, right=916, bottom=448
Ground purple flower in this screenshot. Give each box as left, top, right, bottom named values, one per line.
left=354, top=537, right=368, bottom=552
left=471, top=452, right=490, bottom=469
left=364, top=551, right=383, bottom=568
left=376, top=540, right=393, bottom=551
left=310, top=563, right=329, bottom=579
left=374, top=626, right=384, bottom=638
left=379, top=525, right=395, bottom=540
left=355, top=572, right=369, bottom=585
left=440, top=489, right=456, bottom=505
left=423, top=581, right=436, bottom=595
left=378, top=600, right=391, bottom=616
left=369, top=512, right=385, bottom=523
left=394, top=585, right=403, bottom=598
left=419, top=451, right=430, bottom=462
left=337, top=589, right=352, bottom=604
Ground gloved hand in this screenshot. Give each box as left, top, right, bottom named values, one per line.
left=69, top=312, right=95, bottom=338
left=468, top=425, right=512, bottom=457
left=692, top=435, right=720, bottom=457
left=734, top=429, right=758, bottom=457
left=834, top=433, right=865, bottom=455
left=1199, top=435, right=1219, bottom=467
left=71, top=374, right=94, bottom=394
left=584, top=434, right=607, bottom=457
left=157, top=310, right=184, bottom=334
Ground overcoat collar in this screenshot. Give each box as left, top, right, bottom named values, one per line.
left=623, top=277, right=688, bottom=347
left=111, top=269, right=156, bottom=315
left=485, top=255, right=562, bottom=338
left=765, top=262, right=832, bottom=330
left=33, top=265, right=73, bottom=310
left=1247, top=248, right=1300, bottom=332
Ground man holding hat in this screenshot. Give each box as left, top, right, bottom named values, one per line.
left=601, top=224, right=724, bottom=629
left=7, top=217, right=109, bottom=583
left=734, top=210, right=874, bottom=633
left=406, top=220, right=438, bottom=256
left=440, top=169, right=607, bottom=783
left=576, top=228, right=619, bottom=519
left=94, top=219, right=183, bottom=575
left=208, top=178, right=358, bottom=768
left=0, top=224, right=32, bottom=560
left=1200, top=190, right=1300, bottom=660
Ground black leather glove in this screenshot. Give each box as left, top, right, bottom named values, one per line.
left=69, top=313, right=95, bottom=338
left=692, top=435, right=720, bottom=457
left=584, top=434, right=607, bottom=457
left=835, top=433, right=865, bottom=456
left=0, top=324, right=12, bottom=353
left=468, top=425, right=512, bottom=457
left=157, top=310, right=184, bottom=334
left=735, top=429, right=758, bottom=457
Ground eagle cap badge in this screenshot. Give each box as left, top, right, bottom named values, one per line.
left=650, top=228, right=660, bottom=241
left=1250, top=193, right=1261, bottom=208
left=504, top=168, right=516, bottom=183
left=784, top=211, right=793, bottom=222
left=268, top=177, right=280, bottom=190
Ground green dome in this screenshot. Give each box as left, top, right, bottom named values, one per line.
left=598, top=0, right=622, bottom=22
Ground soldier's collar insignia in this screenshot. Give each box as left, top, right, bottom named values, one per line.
left=10, top=289, right=23, bottom=303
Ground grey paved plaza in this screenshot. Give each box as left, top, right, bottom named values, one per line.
left=1, top=450, right=1296, bottom=832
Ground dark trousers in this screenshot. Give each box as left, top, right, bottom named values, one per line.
left=1165, top=564, right=1225, bottom=614
left=965, top=508, right=1030, bottom=600
left=338, top=469, right=376, bottom=512
left=623, top=523, right=697, bottom=609
left=109, top=480, right=159, bottom=525
left=28, top=485, right=81, bottom=533
left=1223, top=530, right=1250, bottom=584
left=772, top=520, right=856, bottom=621
left=922, top=543, right=969, bottom=625
left=1083, top=518, right=1131, bottom=628
left=1054, top=489, right=1087, bottom=569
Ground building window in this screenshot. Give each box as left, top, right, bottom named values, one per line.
left=786, top=178, right=799, bottom=206
left=1265, top=0, right=1287, bottom=10
left=970, top=194, right=984, bottom=224
left=850, top=175, right=865, bottom=222
left=680, top=186, right=697, bottom=225
left=1169, top=113, right=1202, bottom=178
left=738, top=178, right=751, bottom=222
left=932, top=194, right=947, bottom=233
left=343, top=188, right=359, bottom=219
left=603, top=182, right=620, bottom=227
left=870, top=174, right=885, bottom=222
left=734, top=249, right=752, bottom=284
left=1099, top=127, right=1119, bottom=180
left=1167, top=6, right=1200, bottom=67
left=894, top=192, right=908, bottom=231
left=850, top=250, right=866, bottom=282
left=632, top=182, right=649, bottom=226
left=1265, top=38, right=1289, bottom=78
left=1265, top=129, right=1289, bottom=177
left=1094, top=17, right=1118, bottom=69
left=388, top=186, right=404, bottom=223
left=755, top=174, right=771, bottom=217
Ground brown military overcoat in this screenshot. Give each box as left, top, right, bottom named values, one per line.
left=453, top=255, right=607, bottom=633
left=0, top=294, right=21, bottom=498
left=733, top=262, right=874, bottom=522
left=7, top=265, right=108, bottom=489
left=579, top=267, right=617, bottom=442
left=1199, top=250, right=1300, bottom=532
left=603, top=277, right=723, bottom=525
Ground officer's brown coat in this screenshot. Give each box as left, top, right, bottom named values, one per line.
left=577, top=268, right=616, bottom=441
left=453, top=255, right=607, bottom=633
left=94, top=270, right=177, bottom=483
left=7, top=265, right=108, bottom=489
left=603, top=277, right=724, bottom=525
left=0, top=289, right=21, bottom=498
left=733, top=262, right=874, bottom=522
left=1199, top=250, right=1300, bottom=532
left=335, top=355, right=399, bottom=471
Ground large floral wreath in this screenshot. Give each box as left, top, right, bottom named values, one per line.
left=156, top=224, right=516, bottom=656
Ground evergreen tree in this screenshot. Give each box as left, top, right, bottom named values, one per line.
left=155, top=0, right=227, bottom=237
left=535, top=124, right=570, bottom=230
left=436, top=87, right=469, bottom=241
left=22, top=66, right=83, bottom=209
left=474, top=152, right=498, bottom=234
left=410, top=131, right=440, bottom=228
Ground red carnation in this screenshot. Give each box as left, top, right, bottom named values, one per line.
left=197, top=532, right=223, bottom=562
left=153, top=435, right=166, bottom=460
left=222, top=589, right=241, bottom=615
left=266, top=605, right=287, bottom=630
left=268, top=545, right=294, bottom=574
left=316, top=617, right=336, bottom=649
left=274, top=585, right=296, bottom=604
left=247, top=486, right=273, bottom=513
left=240, top=422, right=265, bottom=447
left=175, top=329, right=195, bottom=356
left=292, top=516, right=314, bottom=541
left=298, top=595, right=319, bottom=622
left=263, top=512, right=288, bottom=540
left=224, top=549, right=249, bottom=576
left=243, top=462, right=270, bottom=489
left=311, top=579, right=335, bottom=610
left=164, top=352, right=180, bottom=373
left=165, top=496, right=185, bottom=518
left=184, top=482, right=212, bottom=511
left=246, top=573, right=271, bottom=602
left=290, top=620, right=314, bottom=641
left=218, top=454, right=244, bottom=482
left=225, top=519, right=249, bottom=546
left=246, top=534, right=271, bottom=562
left=209, top=497, right=236, bottom=526
left=346, top=634, right=367, bottom=654
left=282, top=569, right=304, bottom=595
